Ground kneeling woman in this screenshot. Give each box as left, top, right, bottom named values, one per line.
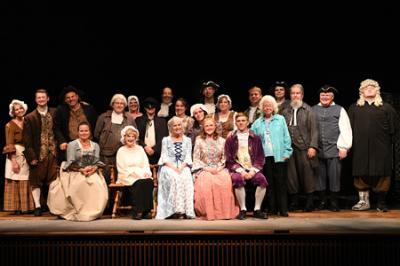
left=116, top=126, right=154, bottom=219
left=48, top=122, right=108, bottom=221
left=156, top=116, right=195, bottom=219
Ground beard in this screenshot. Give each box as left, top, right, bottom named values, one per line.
left=290, top=100, right=303, bottom=109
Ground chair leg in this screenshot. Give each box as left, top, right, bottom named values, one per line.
left=152, top=188, right=158, bottom=218
left=112, top=190, right=122, bottom=219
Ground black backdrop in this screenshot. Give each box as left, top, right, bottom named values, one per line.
left=1, top=11, right=398, bottom=206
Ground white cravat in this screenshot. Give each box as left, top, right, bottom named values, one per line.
left=111, top=111, right=123, bottom=124
left=145, top=119, right=156, bottom=148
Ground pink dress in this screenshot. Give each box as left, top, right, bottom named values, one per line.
left=192, top=136, right=239, bottom=220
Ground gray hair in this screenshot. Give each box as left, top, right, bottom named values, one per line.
left=259, top=95, right=279, bottom=115
left=290, top=84, right=304, bottom=94
left=167, top=116, right=184, bottom=135
left=110, top=94, right=128, bottom=108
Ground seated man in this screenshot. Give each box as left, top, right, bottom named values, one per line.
left=225, top=112, right=268, bottom=219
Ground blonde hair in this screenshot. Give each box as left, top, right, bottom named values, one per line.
left=248, top=86, right=262, bottom=94
left=120, top=126, right=139, bottom=144
left=357, top=79, right=383, bottom=107
left=200, top=116, right=219, bottom=140
left=259, top=95, right=279, bottom=115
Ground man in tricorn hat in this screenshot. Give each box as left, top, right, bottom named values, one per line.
left=200, top=81, right=220, bottom=115
left=136, top=97, right=169, bottom=164
left=54, top=85, right=97, bottom=162
left=312, top=85, right=352, bottom=212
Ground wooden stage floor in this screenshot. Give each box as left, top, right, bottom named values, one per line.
left=1, top=209, right=400, bottom=236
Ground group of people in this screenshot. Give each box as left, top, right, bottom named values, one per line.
left=2, top=79, right=398, bottom=222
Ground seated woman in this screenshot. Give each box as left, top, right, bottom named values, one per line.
left=193, top=116, right=239, bottom=220
left=48, top=122, right=108, bottom=221
left=156, top=116, right=195, bottom=219
left=116, top=125, right=154, bottom=219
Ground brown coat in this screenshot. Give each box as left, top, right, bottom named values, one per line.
left=23, top=108, right=57, bottom=164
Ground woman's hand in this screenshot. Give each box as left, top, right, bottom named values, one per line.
left=80, top=166, right=97, bottom=177
left=11, top=161, right=20, bottom=174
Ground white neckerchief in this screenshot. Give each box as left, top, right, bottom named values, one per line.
left=111, top=111, right=124, bottom=124
left=248, top=106, right=257, bottom=123
left=158, top=102, right=172, bottom=117
left=37, top=106, right=48, bottom=116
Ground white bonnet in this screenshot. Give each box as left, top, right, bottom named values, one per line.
left=9, top=99, right=28, bottom=117
left=190, top=103, right=208, bottom=117
left=127, top=95, right=140, bottom=111
left=120, top=125, right=139, bottom=144
left=217, top=94, right=232, bottom=107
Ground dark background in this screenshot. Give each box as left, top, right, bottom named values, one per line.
left=1, top=7, right=398, bottom=204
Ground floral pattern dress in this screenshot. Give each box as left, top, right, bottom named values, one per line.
left=192, top=136, right=239, bottom=220
left=156, top=136, right=195, bottom=219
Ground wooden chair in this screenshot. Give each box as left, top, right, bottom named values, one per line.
left=108, top=164, right=159, bottom=219
left=150, top=164, right=159, bottom=218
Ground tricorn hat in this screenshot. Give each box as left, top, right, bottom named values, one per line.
left=142, top=97, right=159, bottom=109
left=319, top=85, right=338, bottom=95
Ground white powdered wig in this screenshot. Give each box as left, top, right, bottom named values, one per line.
left=357, top=79, right=383, bottom=107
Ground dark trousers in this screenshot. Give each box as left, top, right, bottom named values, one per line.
left=287, top=148, right=316, bottom=194
left=262, top=157, right=288, bottom=214
left=128, top=178, right=154, bottom=213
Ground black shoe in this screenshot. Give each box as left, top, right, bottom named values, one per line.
left=280, top=211, right=289, bottom=217
left=377, top=202, right=388, bottom=212
left=141, top=211, right=152, bottom=219
left=131, top=211, right=142, bottom=220
left=14, top=210, right=22, bottom=215
left=303, top=194, right=314, bottom=212
left=177, top=213, right=185, bottom=219
left=253, top=210, right=268, bottom=219
left=329, top=201, right=340, bottom=212
left=377, top=193, right=388, bottom=212
left=316, top=201, right=327, bottom=211
left=34, top=208, right=42, bottom=217
left=288, top=194, right=299, bottom=211
left=236, top=210, right=247, bottom=220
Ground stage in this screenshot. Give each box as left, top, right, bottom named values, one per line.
left=1, top=210, right=400, bottom=265
left=1, top=210, right=400, bottom=235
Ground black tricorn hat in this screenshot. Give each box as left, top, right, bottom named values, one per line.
left=59, top=85, right=84, bottom=102
left=142, top=97, right=159, bottom=109
left=201, top=80, right=220, bottom=92
left=319, top=85, right=338, bottom=95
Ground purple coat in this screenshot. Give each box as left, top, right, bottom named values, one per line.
left=224, top=130, right=265, bottom=172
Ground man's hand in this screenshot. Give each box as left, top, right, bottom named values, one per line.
left=144, top=146, right=155, bottom=156
left=59, top=143, right=68, bottom=151
left=307, top=148, right=316, bottom=158
left=338, top=149, right=348, bottom=160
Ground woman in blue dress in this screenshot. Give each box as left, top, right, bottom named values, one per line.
left=156, top=116, right=195, bottom=219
